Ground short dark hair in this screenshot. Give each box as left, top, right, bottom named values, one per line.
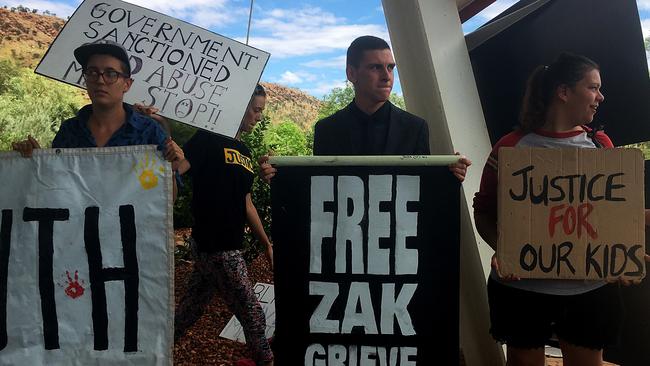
left=346, top=36, right=390, bottom=68
left=253, top=83, right=266, bottom=97
left=519, top=52, right=599, bottom=131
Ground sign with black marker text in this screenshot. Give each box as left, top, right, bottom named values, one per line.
left=220, top=282, right=275, bottom=343
left=497, top=147, right=645, bottom=280
left=35, top=0, right=270, bottom=137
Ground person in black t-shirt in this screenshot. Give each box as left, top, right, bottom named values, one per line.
left=174, top=85, right=274, bottom=366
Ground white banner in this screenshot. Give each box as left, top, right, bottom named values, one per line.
left=35, top=0, right=270, bottom=138
left=0, top=146, right=173, bottom=366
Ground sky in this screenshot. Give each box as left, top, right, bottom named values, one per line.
left=2, top=0, right=650, bottom=98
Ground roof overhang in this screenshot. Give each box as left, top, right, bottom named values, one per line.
left=458, top=0, right=496, bottom=23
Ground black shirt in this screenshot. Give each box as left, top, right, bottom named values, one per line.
left=184, top=131, right=254, bottom=253
left=349, top=100, right=391, bottom=155
left=313, top=101, right=430, bottom=156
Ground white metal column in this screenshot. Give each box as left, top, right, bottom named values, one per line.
left=382, top=1, right=504, bottom=365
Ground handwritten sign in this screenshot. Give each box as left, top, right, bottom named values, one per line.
left=497, top=147, right=645, bottom=280
left=219, top=283, right=275, bottom=343
left=271, top=162, right=460, bottom=365
left=0, top=146, right=173, bottom=365
left=35, top=0, right=270, bottom=138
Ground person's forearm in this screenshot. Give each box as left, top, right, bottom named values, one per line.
left=176, top=159, right=191, bottom=175
left=474, top=211, right=497, bottom=251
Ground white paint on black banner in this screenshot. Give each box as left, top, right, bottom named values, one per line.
left=272, top=164, right=460, bottom=365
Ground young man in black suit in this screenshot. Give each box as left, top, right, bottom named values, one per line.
left=260, top=35, right=470, bottom=181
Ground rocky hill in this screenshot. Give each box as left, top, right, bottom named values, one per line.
left=260, top=82, right=321, bottom=130
left=0, top=7, right=321, bottom=129
left=0, top=7, right=64, bottom=68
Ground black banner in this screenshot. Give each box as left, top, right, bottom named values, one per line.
left=271, top=165, right=460, bottom=365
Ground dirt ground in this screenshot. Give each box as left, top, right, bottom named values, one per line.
left=172, top=240, right=273, bottom=365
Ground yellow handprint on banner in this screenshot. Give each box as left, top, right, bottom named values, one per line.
left=132, top=153, right=165, bottom=190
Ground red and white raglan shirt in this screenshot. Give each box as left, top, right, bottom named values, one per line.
left=473, top=126, right=614, bottom=295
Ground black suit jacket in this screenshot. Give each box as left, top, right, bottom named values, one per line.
left=313, top=101, right=430, bottom=155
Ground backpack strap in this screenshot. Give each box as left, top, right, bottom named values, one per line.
left=585, top=124, right=605, bottom=148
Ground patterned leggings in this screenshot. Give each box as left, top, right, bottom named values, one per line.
left=175, top=240, right=272, bottom=364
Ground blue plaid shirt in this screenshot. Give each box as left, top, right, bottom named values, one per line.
left=52, top=103, right=168, bottom=150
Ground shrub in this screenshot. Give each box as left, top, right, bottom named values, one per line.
left=264, top=120, right=311, bottom=156
left=0, top=60, right=85, bottom=150
left=318, top=82, right=405, bottom=121
left=240, top=117, right=272, bottom=263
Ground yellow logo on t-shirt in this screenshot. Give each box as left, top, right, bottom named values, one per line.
left=224, top=148, right=253, bottom=173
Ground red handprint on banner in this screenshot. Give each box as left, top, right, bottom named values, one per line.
left=63, top=270, right=85, bottom=299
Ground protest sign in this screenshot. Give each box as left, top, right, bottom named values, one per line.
left=497, top=147, right=645, bottom=280
left=219, top=282, right=275, bottom=343
left=0, top=146, right=173, bottom=365
left=270, top=156, right=460, bottom=366
left=35, top=0, right=270, bottom=138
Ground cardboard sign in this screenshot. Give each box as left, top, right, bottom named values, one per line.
left=271, top=161, right=460, bottom=366
left=219, top=283, right=275, bottom=343
left=497, top=147, right=645, bottom=280
left=0, top=146, right=173, bottom=365
left=35, top=0, right=270, bottom=138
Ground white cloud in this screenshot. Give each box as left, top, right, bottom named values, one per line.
left=278, top=71, right=303, bottom=84
left=245, top=6, right=388, bottom=58
left=638, top=0, right=650, bottom=11
left=301, top=55, right=347, bottom=69
left=126, top=0, right=247, bottom=29
left=275, top=70, right=318, bottom=85
left=3, top=0, right=247, bottom=28
left=305, top=80, right=347, bottom=97
left=642, top=19, right=650, bottom=39
left=3, top=0, right=78, bottom=18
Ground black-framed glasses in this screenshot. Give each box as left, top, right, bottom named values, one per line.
left=82, top=68, right=129, bottom=84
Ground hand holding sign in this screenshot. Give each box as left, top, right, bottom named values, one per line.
left=490, top=254, right=520, bottom=281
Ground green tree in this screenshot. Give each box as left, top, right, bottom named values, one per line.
left=264, top=120, right=312, bottom=156
left=239, top=117, right=314, bottom=262
left=317, top=82, right=356, bottom=120
left=167, top=121, right=198, bottom=229
left=241, top=117, right=272, bottom=262
left=317, top=81, right=406, bottom=121
left=0, top=60, right=85, bottom=149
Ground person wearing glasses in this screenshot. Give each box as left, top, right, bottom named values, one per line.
left=12, top=39, right=186, bottom=198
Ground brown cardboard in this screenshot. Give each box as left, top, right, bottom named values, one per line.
left=497, top=147, right=645, bottom=280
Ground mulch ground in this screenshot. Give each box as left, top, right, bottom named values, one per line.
left=173, top=229, right=273, bottom=366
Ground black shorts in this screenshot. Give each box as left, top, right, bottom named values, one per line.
left=487, top=277, right=622, bottom=350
